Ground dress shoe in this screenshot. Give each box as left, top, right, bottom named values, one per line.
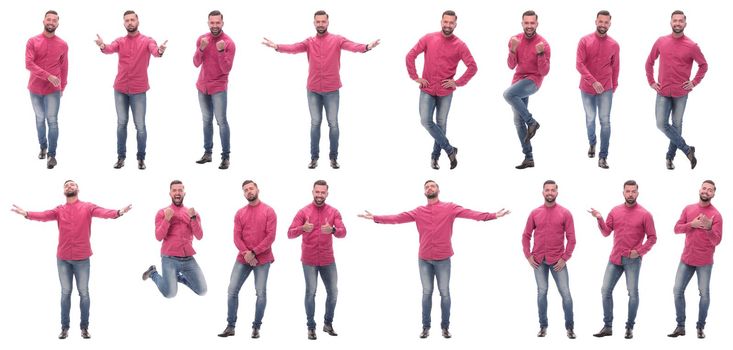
left=138, top=160, right=146, bottom=170
left=308, top=159, right=318, bottom=169
left=58, top=328, right=69, bottom=339
left=113, top=158, right=125, bottom=169
left=598, top=157, right=609, bottom=169
left=251, top=328, right=260, bottom=339
left=593, top=326, right=612, bottom=337
left=431, top=159, right=440, bottom=170
left=567, top=328, right=576, bottom=339
left=81, top=328, right=91, bottom=339
left=537, top=327, right=547, bottom=337
left=442, top=328, right=452, bottom=338
left=448, top=147, right=458, bottom=169
left=588, top=144, right=596, bottom=158
left=525, top=121, right=540, bottom=143
left=515, top=159, right=534, bottom=169
left=697, top=328, right=705, bottom=339
left=219, top=159, right=230, bottom=170
left=218, top=325, right=235, bottom=337
left=419, top=327, right=429, bottom=339
left=308, top=328, right=317, bottom=340
left=624, top=328, right=633, bottom=339
left=686, top=146, right=697, bottom=169
left=142, top=265, right=156, bottom=280
left=666, top=159, right=675, bottom=170
left=667, top=326, right=685, bottom=337
left=330, top=159, right=340, bottom=169
left=39, top=148, right=47, bottom=159
left=196, top=153, right=212, bottom=164
left=323, top=324, right=338, bottom=336
left=47, top=156, right=57, bottom=169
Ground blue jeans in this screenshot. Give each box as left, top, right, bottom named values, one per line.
left=581, top=90, right=613, bottom=159
left=57, top=258, right=90, bottom=330
left=307, top=90, right=340, bottom=160
left=198, top=90, right=230, bottom=159
left=114, top=91, right=147, bottom=160
left=30, top=91, right=61, bottom=157
left=227, top=261, right=270, bottom=329
left=673, top=262, right=712, bottom=329
left=149, top=255, right=207, bottom=298
left=533, top=260, right=574, bottom=329
left=600, top=257, right=641, bottom=329
left=303, top=263, right=338, bottom=329
left=418, top=258, right=451, bottom=329
left=655, top=94, right=690, bottom=160
left=419, top=91, right=455, bottom=160
left=504, top=79, right=539, bottom=160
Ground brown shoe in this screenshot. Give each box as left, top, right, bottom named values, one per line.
left=308, top=159, right=318, bottom=169
left=218, top=325, right=235, bottom=337
left=515, top=159, right=535, bottom=169
left=667, top=326, right=685, bottom=337
left=687, top=146, right=697, bottom=169
left=58, top=328, right=68, bottom=339
left=442, top=328, right=452, bottom=338
left=196, top=153, right=212, bottom=164
left=251, top=328, right=260, bottom=339
left=219, top=159, right=230, bottom=170
left=323, top=324, right=338, bottom=336
left=39, top=148, right=47, bottom=159
left=624, top=328, right=633, bottom=339
left=81, top=328, right=91, bottom=339
left=567, top=328, right=576, bottom=339
left=598, top=158, right=609, bottom=169
left=47, top=156, right=57, bottom=169
left=113, top=158, right=125, bottom=169
left=448, top=147, right=458, bottom=169
left=419, top=327, right=429, bottom=339
left=308, top=328, right=316, bottom=340
left=525, top=121, right=540, bottom=143
left=593, top=326, right=612, bottom=337
left=537, top=327, right=547, bottom=337
left=588, top=144, right=596, bottom=158
left=697, top=328, right=705, bottom=339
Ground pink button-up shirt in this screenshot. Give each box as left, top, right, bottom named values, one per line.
left=674, top=203, right=723, bottom=266
left=576, top=32, right=619, bottom=94
left=27, top=200, right=119, bottom=260
left=276, top=32, right=368, bottom=93
left=155, top=204, right=203, bottom=257
left=596, top=204, right=657, bottom=265
left=645, top=34, right=707, bottom=98
left=507, top=33, right=551, bottom=88
left=406, top=32, right=478, bottom=97
left=101, top=33, right=162, bottom=94
left=193, top=31, right=235, bottom=95
left=26, top=34, right=68, bottom=95
left=522, top=204, right=576, bottom=264
left=288, top=202, right=346, bottom=266
left=233, top=201, right=277, bottom=266
left=374, top=200, right=497, bottom=260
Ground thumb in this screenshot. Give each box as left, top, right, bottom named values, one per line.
left=162, top=40, right=168, bottom=46
left=306, top=216, right=311, bottom=223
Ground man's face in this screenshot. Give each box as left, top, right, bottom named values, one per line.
left=441, top=15, right=457, bottom=36
left=243, top=183, right=259, bottom=203
left=543, top=184, right=558, bottom=204
left=208, top=15, right=223, bottom=36
left=314, top=15, right=329, bottom=35
left=43, top=13, right=59, bottom=33
left=623, top=185, right=639, bottom=205
left=312, top=185, right=328, bottom=206
left=170, top=184, right=185, bottom=206
left=63, top=181, right=78, bottom=198
left=671, top=14, right=686, bottom=34
left=596, top=14, right=611, bottom=35
left=424, top=182, right=439, bottom=199
left=699, top=183, right=716, bottom=202
left=522, top=15, right=538, bottom=38
left=124, top=13, right=139, bottom=33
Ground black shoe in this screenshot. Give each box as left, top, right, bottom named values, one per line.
left=537, top=327, right=547, bottom=337
left=196, top=153, right=212, bottom=164
left=687, top=146, right=697, bottom=169
left=419, top=327, right=429, bottom=339
left=39, top=148, right=47, bottom=159
left=431, top=159, right=440, bottom=170
left=142, top=265, right=156, bottom=280
left=308, top=328, right=317, bottom=340
left=567, top=328, right=576, bottom=339
left=113, top=158, right=125, bottom=169
left=668, top=326, right=685, bottom=337
left=588, top=144, right=596, bottom=158
left=448, top=147, right=458, bottom=169
left=219, top=159, right=230, bottom=170
left=58, top=328, right=68, bottom=339
left=666, top=159, right=675, bottom=170
left=624, top=328, right=633, bottom=339
left=81, top=328, right=91, bottom=339
left=330, top=159, right=340, bottom=169
left=218, top=326, right=235, bottom=337
left=323, top=324, right=338, bottom=336
left=47, top=156, right=57, bottom=169
left=308, top=159, right=318, bottom=169
left=442, top=328, right=452, bottom=338
left=515, top=159, right=535, bottom=169
left=138, top=160, right=146, bottom=170
left=525, top=121, right=540, bottom=143
left=598, top=158, right=609, bottom=169
left=697, top=328, right=705, bottom=339
left=593, top=326, right=612, bottom=337
left=251, top=328, right=260, bottom=339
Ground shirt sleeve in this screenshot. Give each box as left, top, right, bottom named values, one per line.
left=252, top=208, right=277, bottom=255
left=332, top=209, right=347, bottom=238
left=537, top=40, right=550, bottom=76
left=612, top=42, right=620, bottom=91
left=690, top=43, right=708, bottom=86
left=637, top=212, right=657, bottom=256
left=26, top=208, right=59, bottom=222
left=287, top=208, right=307, bottom=239
left=575, top=37, right=597, bottom=86
left=507, top=36, right=518, bottom=69
left=709, top=211, right=723, bottom=246
left=674, top=206, right=693, bottom=234
left=562, top=211, right=576, bottom=261
left=454, top=205, right=496, bottom=221
left=193, top=36, right=205, bottom=67
left=276, top=39, right=308, bottom=54
left=454, top=43, right=477, bottom=87
left=645, top=39, right=660, bottom=85
left=190, top=213, right=203, bottom=240
left=101, top=38, right=120, bottom=54
left=233, top=211, right=250, bottom=253
left=405, top=36, right=427, bottom=81
left=339, top=36, right=368, bottom=53
left=374, top=210, right=417, bottom=224
left=521, top=213, right=535, bottom=258
left=148, top=37, right=162, bottom=58
left=217, top=39, right=236, bottom=74
left=598, top=210, right=613, bottom=237
left=89, top=204, right=120, bottom=219
left=155, top=209, right=170, bottom=241
left=25, top=39, right=51, bottom=80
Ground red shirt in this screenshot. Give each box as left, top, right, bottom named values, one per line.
left=674, top=203, right=723, bottom=266
left=193, top=31, right=236, bottom=94
left=576, top=32, right=619, bottom=94
left=645, top=34, right=708, bottom=98
left=101, top=33, right=162, bottom=94
left=507, top=33, right=551, bottom=88
left=374, top=200, right=497, bottom=260
left=26, top=34, right=68, bottom=95
left=276, top=32, right=368, bottom=93
left=27, top=200, right=119, bottom=260
left=287, top=202, right=346, bottom=266
left=233, top=201, right=277, bottom=266
left=406, top=32, right=478, bottom=97
left=155, top=204, right=203, bottom=257
left=522, top=204, right=576, bottom=264
left=596, top=203, right=657, bottom=265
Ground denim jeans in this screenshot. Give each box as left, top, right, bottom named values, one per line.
left=57, top=258, right=90, bottom=330
left=198, top=90, right=230, bottom=159
left=149, top=255, right=207, bottom=298
left=581, top=90, right=613, bottom=159
left=418, top=91, right=455, bottom=160
left=600, top=257, right=641, bottom=329
left=418, top=258, right=451, bottom=329
left=30, top=91, right=61, bottom=157
left=226, top=261, right=270, bottom=329
left=114, top=91, right=147, bottom=160
left=655, top=94, right=690, bottom=160
left=533, top=260, right=574, bottom=329
left=503, top=79, right=539, bottom=160
left=307, top=90, right=340, bottom=160
left=303, top=263, right=338, bottom=329
left=673, top=262, right=712, bottom=329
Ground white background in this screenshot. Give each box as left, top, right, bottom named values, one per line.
left=1, top=0, right=729, bottom=349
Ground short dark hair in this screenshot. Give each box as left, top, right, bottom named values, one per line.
left=442, top=10, right=457, bottom=20
left=314, top=10, right=328, bottom=19
left=242, top=180, right=258, bottom=188
left=45, top=10, right=58, bottom=17
left=703, top=180, right=716, bottom=191
left=523, top=10, right=538, bottom=20
left=63, top=179, right=75, bottom=185
left=209, top=10, right=223, bottom=20
left=313, top=180, right=328, bottom=189
left=597, top=10, right=611, bottom=18
left=170, top=180, right=183, bottom=189
left=623, top=180, right=638, bottom=189
left=543, top=180, right=557, bottom=189
left=671, top=10, right=686, bottom=19
left=424, top=180, right=439, bottom=188
left=123, top=10, right=138, bottom=19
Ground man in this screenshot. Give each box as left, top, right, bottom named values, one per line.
left=358, top=180, right=509, bottom=339
left=26, top=10, right=68, bottom=169
left=95, top=10, right=167, bottom=170
left=142, top=180, right=207, bottom=298
left=11, top=180, right=131, bottom=339
left=262, top=10, right=380, bottom=169
left=193, top=10, right=235, bottom=170
left=522, top=180, right=576, bottom=339
left=287, top=180, right=346, bottom=340
left=504, top=10, right=551, bottom=170
left=218, top=180, right=277, bottom=339
left=645, top=10, right=707, bottom=170
left=588, top=180, right=657, bottom=339
left=668, top=180, right=722, bottom=339
left=576, top=10, right=619, bottom=169
left=406, top=10, right=477, bottom=170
